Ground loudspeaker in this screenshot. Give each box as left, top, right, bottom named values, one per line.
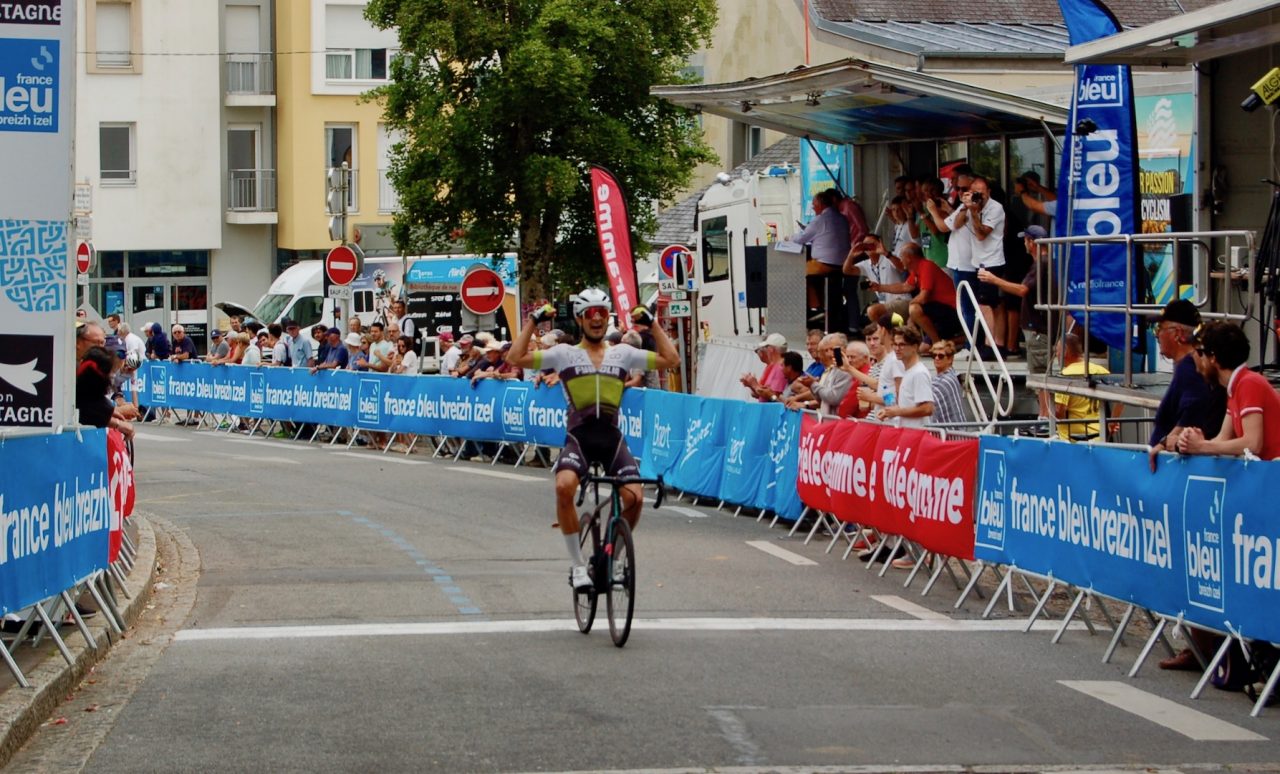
left=744, top=245, right=767, bottom=308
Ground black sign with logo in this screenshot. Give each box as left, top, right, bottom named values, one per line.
left=0, top=1, right=62, bottom=25
left=0, top=334, right=53, bottom=427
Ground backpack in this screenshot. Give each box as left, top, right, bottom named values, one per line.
left=1212, top=639, right=1280, bottom=706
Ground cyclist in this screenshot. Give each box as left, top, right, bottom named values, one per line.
left=506, top=288, right=679, bottom=590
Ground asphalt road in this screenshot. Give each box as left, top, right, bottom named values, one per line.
left=10, top=423, right=1280, bottom=772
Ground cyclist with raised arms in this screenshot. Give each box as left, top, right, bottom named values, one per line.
left=506, top=289, right=679, bottom=591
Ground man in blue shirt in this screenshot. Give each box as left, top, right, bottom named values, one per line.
left=310, top=328, right=348, bottom=372
left=803, top=329, right=826, bottom=379
left=284, top=319, right=314, bottom=367
left=1147, top=299, right=1226, bottom=472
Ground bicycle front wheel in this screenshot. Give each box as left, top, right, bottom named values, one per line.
left=573, top=513, right=599, bottom=634
left=605, top=518, right=636, bottom=647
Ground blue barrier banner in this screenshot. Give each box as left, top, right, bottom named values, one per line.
left=720, top=401, right=778, bottom=505
left=640, top=389, right=687, bottom=478
left=669, top=396, right=729, bottom=497
left=763, top=409, right=805, bottom=520
left=0, top=430, right=112, bottom=615
left=976, top=435, right=1280, bottom=643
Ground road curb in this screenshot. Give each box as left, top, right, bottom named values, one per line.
left=0, top=514, right=159, bottom=768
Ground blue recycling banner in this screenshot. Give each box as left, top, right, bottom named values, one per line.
left=669, top=396, right=730, bottom=497
left=1055, top=0, right=1141, bottom=350
left=975, top=434, right=1280, bottom=643
left=763, top=408, right=805, bottom=520
left=0, top=430, right=112, bottom=615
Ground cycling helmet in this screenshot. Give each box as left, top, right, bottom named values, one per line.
left=124, top=352, right=142, bottom=370
left=373, top=268, right=387, bottom=282
left=570, top=287, right=611, bottom=317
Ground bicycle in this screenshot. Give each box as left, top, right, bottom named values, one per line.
left=572, top=470, right=665, bottom=647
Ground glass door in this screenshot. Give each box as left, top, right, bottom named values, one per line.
left=171, top=283, right=209, bottom=356
left=131, top=284, right=166, bottom=339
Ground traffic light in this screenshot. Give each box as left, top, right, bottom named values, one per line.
left=326, top=163, right=348, bottom=242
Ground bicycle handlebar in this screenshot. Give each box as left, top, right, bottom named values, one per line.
left=575, top=472, right=666, bottom=510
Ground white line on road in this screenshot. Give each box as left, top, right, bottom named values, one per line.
left=174, top=616, right=1095, bottom=642
left=872, top=595, right=951, bottom=621
left=745, top=540, right=818, bottom=566
left=209, top=451, right=300, bottom=465
left=331, top=451, right=430, bottom=466
left=651, top=500, right=708, bottom=519
left=132, top=432, right=190, bottom=443
left=441, top=466, right=541, bottom=482
left=1059, top=680, right=1267, bottom=741
left=224, top=437, right=316, bottom=449
left=705, top=707, right=764, bottom=766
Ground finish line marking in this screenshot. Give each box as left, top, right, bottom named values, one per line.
left=1059, top=681, right=1267, bottom=742
left=746, top=541, right=818, bottom=566
left=872, top=595, right=951, bottom=621
left=174, top=617, right=1095, bottom=642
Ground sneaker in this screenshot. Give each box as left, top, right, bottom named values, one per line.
left=570, top=564, right=593, bottom=591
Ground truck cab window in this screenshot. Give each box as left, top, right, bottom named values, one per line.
left=702, top=215, right=729, bottom=283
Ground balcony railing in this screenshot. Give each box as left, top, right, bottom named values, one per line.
left=225, top=54, right=275, bottom=95
left=378, top=168, right=400, bottom=213
left=325, top=167, right=359, bottom=214
left=228, top=169, right=277, bottom=211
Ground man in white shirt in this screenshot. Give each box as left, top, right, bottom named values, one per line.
left=943, top=176, right=1006, bottom=354
left=844, top=233, right=910, bottom=325
left=879, top=326, right=934, bottom=428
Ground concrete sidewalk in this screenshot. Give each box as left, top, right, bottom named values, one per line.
left=0, top=516, right=159, bottom=767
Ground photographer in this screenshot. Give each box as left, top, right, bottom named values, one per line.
left=1016, top=170, right=1058, bottom=220
left=944, top=176, right=1006, bottom=357
left=910, top=177, right=950, bottom=271
left=842, top=233, right=910, bottom=326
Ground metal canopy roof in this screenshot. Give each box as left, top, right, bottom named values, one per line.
left=651, top=59, right=1068, bottom=146
left=1064, top=0, right=1280, bottom=66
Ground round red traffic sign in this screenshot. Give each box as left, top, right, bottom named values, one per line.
left=659, top=244, right=694, bottom=279
left=460, top=266, right=505, bottom=315
left=75, top=242, right=94, bottom=274
left=325, top=245, right=359, bottom=286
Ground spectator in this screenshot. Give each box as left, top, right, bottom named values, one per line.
left=878, top=326, right=933, bottom=428
left=76, top=321, right=107, bottom=361
left=206, top=329, right=230, bottom=364
left=286, top=319, right=314, bottom=368
left=870, top=244, right=961, bottom=355
left=77, top=346, right=132, bottom=439
left=471, top=340, right=510, bottom=386
left=791, top=188, right=851, bottom=325
left=954, top=176, right=1007, bottom=355
left=253, top=327, right=273, bottom=364
left=604, top=330, right=623, bottom=346
left=629, top=306, right=662, bottom=388
left=266, top=323, right=287, bottom=365
left=740, top=333, right=789, bottom=402
left=885, top=195, right=918, bottom=257
left=978, top=225, right=1055, bottom=417
left=836, top=340, right=873, bottom=418
left=911, top=177, right=950, bottom=271
left=311, top=328, right=348, bottom=372
left=835, top=190, right=869, bottom=248
left=390, top=335, right=419, bottom=374
left=113, top=351, right=141, bottom=414
left=347, top=316, right=363, bottom=336
left=929, top=340, right=966, bottom=425
left=392, top=300, right=415, bottom=339
left=1053, top=333, right=1112, bottom=441
left=442, top=333, right=468, bottom=376
left=777, top=351, right=807, bottom=403
left=116, top=321, right=145, bottom=363
left=105, top=313, right=121, bottom=336
left=170, top=325, right=197, bottom=362
left=344, top=332, right=366, bottom=371
left=622, top=330, right=648, bottom=387
left=364, top=322, right=393, bottom=372
left=145, top=322, right=171, bottom=360
left=226, top=330, right=247, bottom=365
left=240, top=331, right=263, bottom=366
left=227, top=315, right=244, bottom=339
left=1017, top=171, right=1058, bottom=220
left=456, top=337, right=485, bottom=378
left=803, top=329, right=826, bottom=379
left=1146, top=300, right=1227, bottom=471
left=1178, top=322, right=1280, bottom=460
left=806, top=333, right=852, bottom=415
left=844, top=233, right=909, bottom=325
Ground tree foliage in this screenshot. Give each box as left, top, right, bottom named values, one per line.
left=365, top=0, right=718, bottom=300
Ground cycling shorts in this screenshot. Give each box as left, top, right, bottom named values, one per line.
left=554, top=419, right=639, bottom=480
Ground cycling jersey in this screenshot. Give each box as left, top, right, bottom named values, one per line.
left=532, top=343, right=656, bottom=430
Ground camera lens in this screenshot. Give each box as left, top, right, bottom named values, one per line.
left=859, top=279, right=873, bottom=290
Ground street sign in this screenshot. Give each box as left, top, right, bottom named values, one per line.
left=74, top=183, right=92, bottom=214
left=73, top=215, right=92, bottom=241
left=327, top=285, right=352, bottom=300
left=659, top=244, right=694, bottom=280
left=325, top=244, right=360, bottom=286
left=460, top=266, right=505, bottom=315
left=75, top=241, right=94, bottom=274
left=668, top=290, right=689, bottom=301
left=658, top=278, right=678, bottom=295
left=668, top=300, right=692, bottom=318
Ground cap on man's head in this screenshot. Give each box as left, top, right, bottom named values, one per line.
left=756, top=332, right=787, bottom=350
left=284, top=318, right=299, bottom=330
left=326, top=327, right=342, bottom=337
left=438, top=331, right=454, bottom=342
left=458, top=334, right=475, bottom=346
left=344, top=332, right=363, bottom=347
left=211, top=329, right=223, bottom=339
left=1018, top=225, right=1049, bottom=240
left=483, top=339, right=505, bottom=353
left=1154, top=298, right=1200, bottom=328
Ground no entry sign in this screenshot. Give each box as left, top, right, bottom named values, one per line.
left=460, top=266, right=505, bottom=315
left=325, top=245, right=359, bottom=286
left=75, top=241, right=94, bottom=274
left=659, top=244, right=694, bottom=280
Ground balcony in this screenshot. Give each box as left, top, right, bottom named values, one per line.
left=225, top=54, right=275, bottom=107
left=226, top=169, right=278, bottom=225
left=378, top=168, right=400, bottom=213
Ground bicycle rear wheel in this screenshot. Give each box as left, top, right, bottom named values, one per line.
left=573, top=513, right=599, bottom=634
left=605, top=518, right=636, bottom=647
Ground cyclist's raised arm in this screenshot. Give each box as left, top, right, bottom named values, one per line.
left=505, top=314, right=541, bottom=369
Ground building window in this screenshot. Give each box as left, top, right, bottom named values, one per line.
left=325, top=124, right=358, bottom=212
left=325, top=48, right=390, bottom=81
left=89, top=0, right=140, bottom=74
left=100, top=123, right=135, bottom=185
left=730, top=122, right=764, bottom=168
left=324, top=3, right=397, bottom=83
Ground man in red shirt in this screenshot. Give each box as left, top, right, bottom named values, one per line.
left=868, top=243, right=961, bottom=351
left=1178, top=322, right=1280, bottom=460
left=740, top=333, right=789, bottom=402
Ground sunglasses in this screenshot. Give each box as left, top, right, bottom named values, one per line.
left=581, top=307, right=609, bottom=321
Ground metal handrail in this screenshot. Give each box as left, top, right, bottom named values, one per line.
left=954, top=279, right=1016, bottom=425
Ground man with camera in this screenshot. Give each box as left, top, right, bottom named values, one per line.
left=943, top=176, right=1006, bottom=356
left=842, top=233, right=910, bottom=327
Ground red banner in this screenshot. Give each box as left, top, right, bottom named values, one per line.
left=798, top=418, right=978, bottom=559
left=107, top=429, right=135, bottom=563
left=589, top=166, right=639, bottom=329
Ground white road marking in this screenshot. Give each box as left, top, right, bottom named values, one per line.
left=225, top=437, right=316, bottom=449
left=746, top=540, right=818, bottom=566
left=872, top=595, right=951, bottom=621
left=209, top=451, right=300, bottom=465
left=132, top=432, right=190, bottom=443
left=1059, top=680, right=1267, bottom=742
left=705, top=707, right=764, bottom=766
left=650, top=499, right=708, bottom=519
left=331, top=451, right=429, bottom=466
left=441, top=466, right=541, bottom=482
left=174, top=616, right=1094, bottom=642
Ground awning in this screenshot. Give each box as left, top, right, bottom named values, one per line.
left=651, top=58, right=1068, bottom=146
left=1064, top=0, right=1280, bottom=66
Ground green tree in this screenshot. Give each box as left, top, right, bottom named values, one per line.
left=365, top=0, right=718, bottom=301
